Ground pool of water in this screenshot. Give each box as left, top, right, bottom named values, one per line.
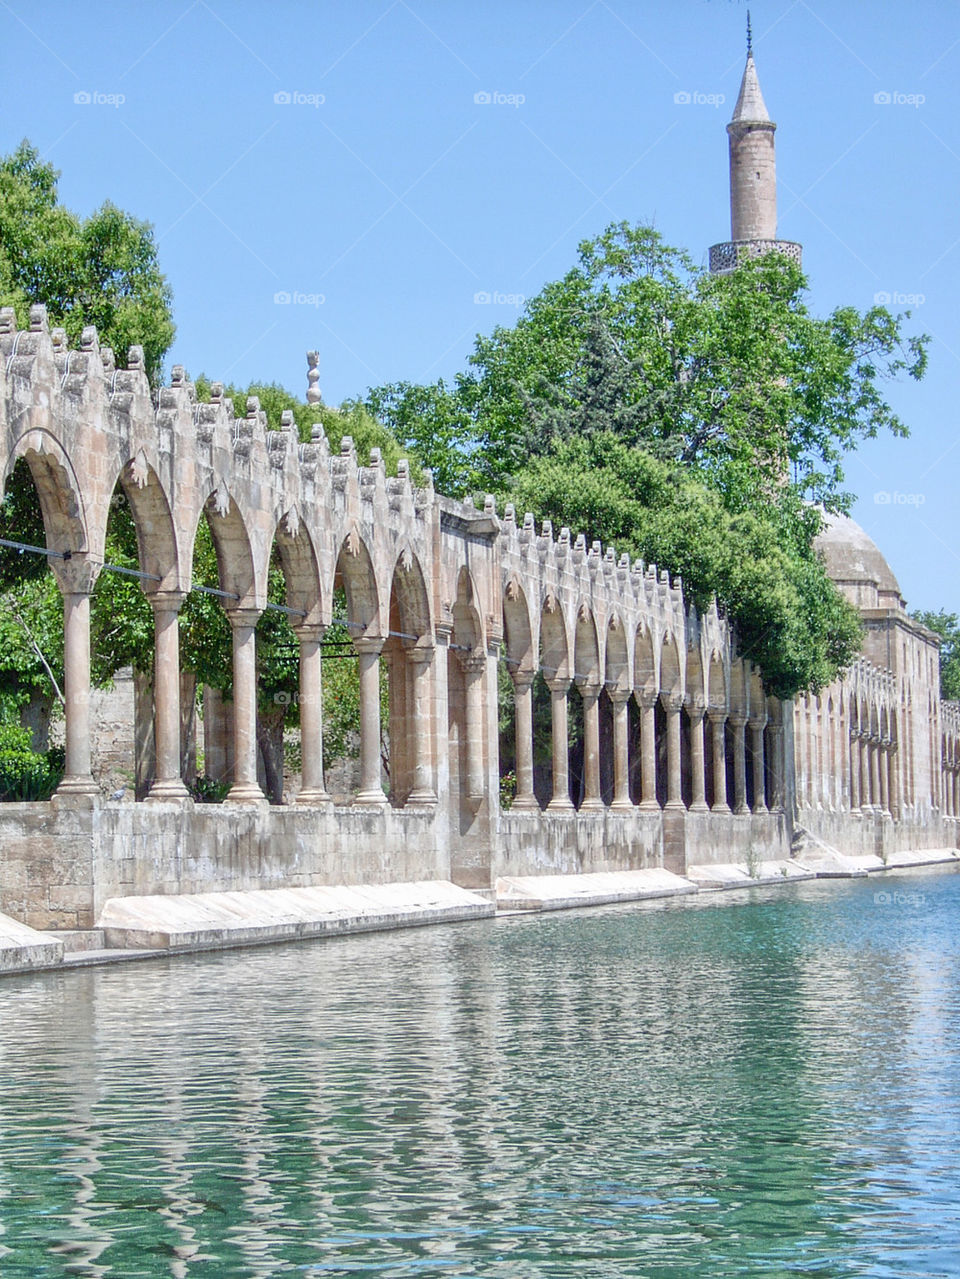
left=1, top=868, right=958, bottom=1277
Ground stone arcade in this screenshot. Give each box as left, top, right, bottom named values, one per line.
left=0, top=43, right=957, bottom=945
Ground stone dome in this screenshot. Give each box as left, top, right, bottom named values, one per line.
left=815, top=511, right=904, bottom=611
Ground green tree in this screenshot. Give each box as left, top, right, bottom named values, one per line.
left=506, top=433, right=862, bottom=700
left=370, top=223, right=927, bottom=508
left=0, top=141, right=174, bottom=384
left=911, top=610, right=960, bottom=701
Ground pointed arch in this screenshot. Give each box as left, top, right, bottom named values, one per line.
left=574, top=603, right=600, bottom=688
left=335, top=527, right=380, bottom=635
left=605, top=613, right=630, bottom=695
left=503, top=576, right=535, bottom=676
left=4, top=430, right=88, bottom=555
left=540, top=593, right=569, bottom=683
left=273, top=509, right=323, bottom=625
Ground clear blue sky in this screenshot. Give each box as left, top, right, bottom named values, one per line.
left=2, top=0, right=957, bottom=614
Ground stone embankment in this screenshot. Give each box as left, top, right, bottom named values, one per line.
left=3, top=848, right=958, bottom=976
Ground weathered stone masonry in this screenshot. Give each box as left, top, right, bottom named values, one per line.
left=0, top=41, right=956, bottom=930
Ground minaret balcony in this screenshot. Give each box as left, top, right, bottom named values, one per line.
left=709, top=239, right=803, bottom=274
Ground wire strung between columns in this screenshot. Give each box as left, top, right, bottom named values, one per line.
left=0, top=534, right=475, bottom=650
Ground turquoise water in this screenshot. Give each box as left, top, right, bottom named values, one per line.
left=1, top=869, right=959, bottom=1277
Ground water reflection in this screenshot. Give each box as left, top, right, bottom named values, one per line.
left=0, top=870, right=958, bottom=1276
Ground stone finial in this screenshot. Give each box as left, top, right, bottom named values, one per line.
left=523, top=512, right=535, bottom=531
left=340, top=435, right=354, bottom=456
left=310, top=421, right=326, bottom=443
left=0, top=307, right=16, bottom=334
left=397, top=458, right=409, bottom=480
left=369, top=446, right=383, bottom=469
left=210, top=381, right=223, bottom=405
left=484, top=494, right=497, bottom=518
left=246, top=396, right=260, bottom=419
left=171, top=365, right=186, bottom=387
left=101, top=347, right=116, bottom=375
left=503, top=502, right=515, bottom=525
left=280, top=408, right=296, bottom=431
left=127, top=345, right=144, bottom=372
left=29, top=304, right=48, bottom=332
left=80, top=325, right=98, bottom=352
left=306, top=350, right=321, bottom=405
left=541, top=519, right=552, bottom=539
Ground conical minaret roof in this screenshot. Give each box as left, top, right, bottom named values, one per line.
left=730, top=51, right=771, bottom=125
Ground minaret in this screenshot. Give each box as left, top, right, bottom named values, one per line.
left=709, top=15, right=802, bottom=273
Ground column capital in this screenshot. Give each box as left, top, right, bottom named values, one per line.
left=353, top=634, right=385, bottom=657
left=729, top=713, right=748, bottom=729
left=510, top=667, right=536, bottom=691
left=458, top=649, right=486, bottom=678
left=660, top=691, right=684, bottom=713
left=707, top=706, right=727, bottom=725
left=635, top=689, right=659, bottom=710
left=578, top=681, right=602, bottom=704
left=546, top=676, right=572, bottom=695
left=748, top=716, right=767, bottom=731
left=226, top=606, right=262, bottom=630
left=406, top=643, right=435, bottom=666
left=607, top=686, right=631, bottom=707
left=292, top=621, right=326, bottom=643
left=149, top=590, right=187, bottom=615
left=686, top=705, right=706, bottom=725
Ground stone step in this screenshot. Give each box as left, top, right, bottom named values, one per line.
left=97, top=880, right=496, bottom=951
left=0, top=913, right=64, bottom=973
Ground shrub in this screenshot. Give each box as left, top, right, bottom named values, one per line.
left=0, top=724, right=64, bottom=801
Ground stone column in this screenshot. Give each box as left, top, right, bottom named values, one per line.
left=849, top=729, right=861, bottom=811
left=406, top=646, right=437, bottom=805
left=637, top=691, right=659, bottom=810
left=294, top=624, right=331, bottom=805
left=767, top=725, right=784, bottom=812
left=879, top=738, right=891, bottom=816
left=354, top=636, right=387, bottom=805
left=547, top=678, right=574, bottom=811
left=610, top=690, right=633, bottom=811
left=225, top=608, right=264, bottom=803
left=687, top=706, right=708, bottom=812
left=708, top=709, right=730, bottom=813
left=580, top=686, right=604, bottom=811
left=662, top=694, right=684, bottom=811
left=148, top=593, right=189, bottom=800
left=510, top=671, right=537, bottom=810
left=730, top=714, right=749, bottom=815
left=860, top=731, right=872, bottom=814
left=459, top=651, right=487, bottom=803
left=749, top=719, right=768, bottom=814
left=56, top=589, right=99, bottom=796
left=869, top=734, right=881, bottom=813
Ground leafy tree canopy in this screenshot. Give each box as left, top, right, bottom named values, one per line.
left=911, top=610, right=960, bottom=702
left=0, top=142, right=174, bottom=386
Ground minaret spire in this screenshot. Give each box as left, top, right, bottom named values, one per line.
left=708, top=29, right=802, bottom=273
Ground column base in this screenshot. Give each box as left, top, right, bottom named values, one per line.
left=510, top=794, right=540, bottom=812
left=296, top=788, right=333, bottom=807
left=664, top=799, right=686, bottom=812
left=752, top=803, right=769, bottom=816
left=688, top=800, right=710, bottom=813
left=610, top=798, right=635, bottom=812
left=354, top=788, right=387, bottom=806
left=733, top=803, right=751, bottom=816
left=224, top=782, right=267, bottom=804
left=54, top=775, right=100, bottom=798
left=146, top=778, right=190, bottom=802
left=711, top=802, right=732, bottom=815
left=638, top=799, right=661, bottom=813
left=546, top=797, right=575, bottom=812
left=579, top=797, right=605, bottom=812
left=405, top=788, right=438, bottom=807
